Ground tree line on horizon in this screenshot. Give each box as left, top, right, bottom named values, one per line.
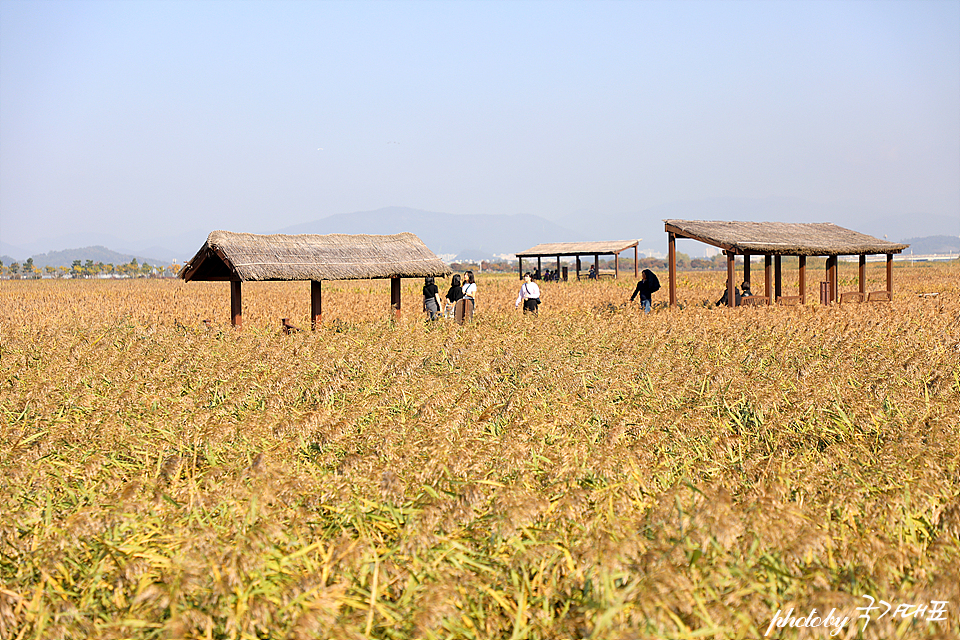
left=0, top=257, right=181, bottom=280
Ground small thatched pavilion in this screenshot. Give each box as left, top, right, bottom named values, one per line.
left=514, top=240, right=641, bottom=280
left=664, top=220, right=908, bottom=307
left=179, top=231, right=452, bottom=328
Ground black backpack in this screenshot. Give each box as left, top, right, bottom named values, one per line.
left=644, top=270, right=661, bottom=293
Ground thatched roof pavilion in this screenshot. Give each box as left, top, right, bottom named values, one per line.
left=664, top=220, right=909, bottom=307
left=514, top=240, right=640, bottom=280
left=180, top=231, right=451, bottom=328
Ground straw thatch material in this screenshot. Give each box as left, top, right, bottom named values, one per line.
left=515, top=240, right=640, bottom=257
left=180, top=231, right=452, bottom=282
left=664, top=220, right=908, bottom=256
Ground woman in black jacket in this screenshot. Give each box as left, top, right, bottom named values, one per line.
left=629, top=269, right=660, bottom=313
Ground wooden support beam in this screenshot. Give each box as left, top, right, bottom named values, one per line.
left=859, top=255, right=866, bottom=294
left=311, top=280, right=322, bottom=330
left=824, top=256, right=831, bottom=304
left=668, top=232, right=677, bottom=307
left=831, top=256, right=839, bottom=302
left=634, top=245, right=638, bottom=278
left=614, top=250, right=619, bottom=279
left=825, top=256, right=838, bottom=303
left=726, top=252, right=735, bottom=308
left=799, top=256, right=806, bottom=304
left=764, top=255, right=772, bottom=299
left=391, top=276, right=401, bottom=320
left=774, top=255, right=782, bottom=299
left=743, top=253, right=751, bottom=288
left=537, top=256, right=541, bottom=277
left=594, top=254, right=599, bottom=278
left=556, top=255, right=560, bottom=277
left=886, top=254, right=893, bottom=297
left=518, top=257, right=523, bottom=279
left=230, top=281, right=242, bottom=329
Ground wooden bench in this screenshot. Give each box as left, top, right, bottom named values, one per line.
left=867, top=291, right=891, bottom=302
left=839, top=292, right=864, bottom=304
left=740, top=295, right=769, bottom=306
left=776, top=295, right=803, bottom=305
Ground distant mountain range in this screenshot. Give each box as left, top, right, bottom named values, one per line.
left=2, top=199, right=956, bottom=265
left=900, top=235, right=960, bottom=255
left=1, top=246, right=170, bottom=269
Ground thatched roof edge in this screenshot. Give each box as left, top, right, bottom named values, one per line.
left=515, top=239, right=641, bottom=256
left=664, top=220, right=908, bottom=256
left=179, top=230, right=452, bottom=282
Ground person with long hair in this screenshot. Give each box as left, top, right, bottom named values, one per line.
left=444, top=274, right=463, bottom=318
left=515, top=272, right=541, bottom=314
left=629, top=268, right=660, bottom=313
left=422, top=276, right=441, bottom=321
left=456, top=270, right=477, bottom=324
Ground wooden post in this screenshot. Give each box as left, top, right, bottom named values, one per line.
left=799, top=255, right=806, bottom=304
left=831, top=256, right=839, bottom=302
left=311, top=280, right=322, bottom=330
left=518, top=257, right=523, bottom=279
left=391, top=276, right=401, bottom=320
left=668, top=232, right=677, bottom=307
left=858, top=255, right=866, bottom=294
left=634, top=245, right=639, bottom=278
left=743, top=253, right=751, bottom=289
left=594, top=254, right=599, bottom=278
left=726, top=252, right=735, bottom=308
left=576, top=256, right=581, bottom=280
left=764, top=255, right=772, bottom=300
left=614, top=251, right=619, bottom=279
left=825, top=256, right=838, bottom=303
left=537, top=256, right=541, bottom=277
left=556, top=255, right=560, bottom=277
left=229, top=281, right=243, bottom=329
left=774, top=255, right=782, bottom=300
left=886, top=253, right=893, bottom=297
left=824, top=256, right=832, bottom=303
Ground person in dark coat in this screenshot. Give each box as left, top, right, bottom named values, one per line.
left=629, top=269, right=660, bottom=313
left=423, top=276, right=441, bottom=321
left=716, top=281, right=746, bottom=307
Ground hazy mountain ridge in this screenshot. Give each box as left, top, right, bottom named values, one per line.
left=3, top=200, right=956, bottom=265
left=900, top=235, right=960, bottom=255
left=4, top=246, right=169, bottom=269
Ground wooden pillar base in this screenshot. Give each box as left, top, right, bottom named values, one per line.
left=230, top=281, right=242, bottom=329
left=311, top=280, right=322, bottom=330
left=391, top=276, right=401, bottom=321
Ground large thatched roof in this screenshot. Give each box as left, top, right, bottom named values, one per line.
left=664, top=220, right=908, bottom=256
left=515, top=240, right=640, bottom=257
left=180, top=231, right=452, bottom=282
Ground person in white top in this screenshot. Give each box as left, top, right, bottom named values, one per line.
left=462, top=271, right=477, bottom=303
left=455, top=270, right=477, bottom=324
left=515, top=273, right=541, bottom=314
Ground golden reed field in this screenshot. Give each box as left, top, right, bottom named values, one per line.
left=1, top=261, right=958, bottom=640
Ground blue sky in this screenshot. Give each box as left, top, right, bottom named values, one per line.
left=1, top=0, right=958, bottom=249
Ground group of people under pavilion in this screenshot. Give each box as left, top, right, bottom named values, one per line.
left=663, top=220, right=908, bottom=307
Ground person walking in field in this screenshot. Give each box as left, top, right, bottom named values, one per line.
left=629, top=268, right=660, bottom=313
left=455, top=270, right=477, bottom=324
left=444, top=274, right=463, bottom=318
left=515, top=272, right=542, bottom=314
left=422, top=276, right=442, bottom=321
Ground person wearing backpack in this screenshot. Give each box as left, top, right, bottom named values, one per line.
left=629, top=269, right=660, bottom=313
